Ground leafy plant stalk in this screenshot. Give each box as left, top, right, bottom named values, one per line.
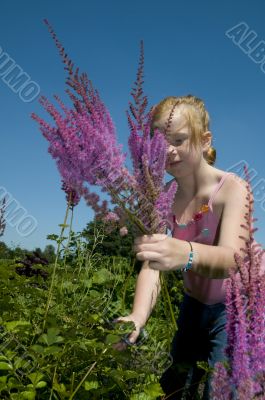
left=60, top=204, right=74, bottom=294
left=69, top=348, right=108, bottom=399
left=42, top=203, right=71, bottom=331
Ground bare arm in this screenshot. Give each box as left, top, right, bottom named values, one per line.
left=188, top=175, right=251, bottom=279
left=187, top=242, right=239, bottom=279
left=131, top=260, right=161, bottom=326
left=112, top=260, right=161, bottom=348
left=133, top=177, right=251, bottom=279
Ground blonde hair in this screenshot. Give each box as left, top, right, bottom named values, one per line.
left=150, top=94, right=216, bottom=166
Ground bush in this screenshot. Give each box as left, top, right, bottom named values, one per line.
left=0, top=231, right=186, bottom=399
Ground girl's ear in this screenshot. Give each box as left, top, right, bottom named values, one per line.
left=201, top=130, right=212, bottom=151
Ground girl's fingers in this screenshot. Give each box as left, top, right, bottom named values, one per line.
left=127, top=330, right=140, bottom=344
left=111, top=316, right=142, bottom=350
left=136, top=251, right=161, bottom=262
left=133, top=240, right=167, bottom=256
left=134, top=242, right=163, bottom=252
left=134, top=234, right=167, bottom=245
left=112, top=341, right=128, bottom=351
left=148, top=261, right=163, bottom=270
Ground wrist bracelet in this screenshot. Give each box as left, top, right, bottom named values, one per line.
left=181, top=241, right=194, bottom=272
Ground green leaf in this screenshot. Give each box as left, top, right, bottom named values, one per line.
left=14, top=357, right=29, bottom=370
left=92, top=268, right=113, bottom=284
left=88, top=290, right=101, bottom=298
left=38, top=327, right=64, bottom=346
left=109, top=370, right=124, bottom=383
left=28, top=372, right=44, bottom=385
left=36, top=381, right=47, bottom=389
left=123, top=370, right=139, bottom=380
left=7, top=376, right=21, bottom=389
left=86, top=313, right=100, bottom=323
left=61, top=281, right=76, bottom=292
left=58, top=224, right=69, bottom=228
left=21, top=391, right=36, bottom=400
left=113, top=321, right=135, bottom=334
left=53, top=381, right=66, bottom=393
left=130, top=394, right=152, bottom=400
left=5, top=320, right=31, bottom=332
left=82, top=279, right=92, bottom=289
left=79, top=339, right=98, bottom=350
left=0, top=382, right=8, bottom=392
left=7, top=394, right=20, bottom=400
left=30, top=344, right=44, bottom=353
left=46, top=234, right=59, bottom=241
left=144, top=383, right=164, bottom=397
left=196, top=360, right=211, bottom=372
left=35, top=307, right=45, bottom=315
left=0, top=355, right=9, bottom=362
left=84, top=380, right=99, bottom=391
left=0, top=361, right=13, bottom=370
left=48, top=327, right=60, bottom=336
left=105, top=334, right=121, bottom=345
left=44, top=345, right=62, bottom=355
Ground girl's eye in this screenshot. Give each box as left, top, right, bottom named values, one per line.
left=174, top=139, right=183, bottom=145
left=166, top=136, right=184, bottom=146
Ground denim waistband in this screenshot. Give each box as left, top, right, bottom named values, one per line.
left=183, top=293, right=226, bottom=310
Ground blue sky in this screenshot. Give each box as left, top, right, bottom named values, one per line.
left=1, top=0, right=265, bottom=250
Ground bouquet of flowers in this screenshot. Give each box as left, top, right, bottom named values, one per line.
left=32, top=20, right=177, bottom=237
left=31, top=20, right=178, bottom=329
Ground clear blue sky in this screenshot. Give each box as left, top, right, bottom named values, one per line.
left=1, top=0, right=265, bottom=250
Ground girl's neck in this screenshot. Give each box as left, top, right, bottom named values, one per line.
left=174, top=163, right=216, bottom=200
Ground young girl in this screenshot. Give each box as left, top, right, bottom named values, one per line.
left=114, top=95, right=260, bottom=399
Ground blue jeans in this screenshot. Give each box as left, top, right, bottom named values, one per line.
left=159, top=293, right=227, bottom=399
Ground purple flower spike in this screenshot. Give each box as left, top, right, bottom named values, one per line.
left=211, top=164, right=265, bottom=399
left=32, top=22, right=177, bottom=237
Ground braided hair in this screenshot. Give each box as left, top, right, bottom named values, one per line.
left=150, top=94, right=216, bottom=166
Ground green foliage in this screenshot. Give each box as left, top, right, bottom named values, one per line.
left=0, top=242, right=12, bottom=259
left=82, top=219, right=136, bottom=258
left=0, top=227, right=192, bottom=399
left=42, top=245, right=56, bottom=263
left=0, top=242, right=55, bottom=263
left=0, top=241, right=28, bottom=260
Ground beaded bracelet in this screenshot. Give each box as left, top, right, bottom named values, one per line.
left=181, top=241, right=194, bottom=272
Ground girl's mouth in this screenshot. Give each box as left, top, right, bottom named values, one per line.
left=169, top=161, right=182, bottom=166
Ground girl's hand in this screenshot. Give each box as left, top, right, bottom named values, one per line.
left=111, top=314, right=144, bottom=351
left=133, top=234, right=191, bottom=272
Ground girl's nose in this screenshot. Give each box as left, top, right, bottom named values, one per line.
left=168, top=144, right=178, bottom=154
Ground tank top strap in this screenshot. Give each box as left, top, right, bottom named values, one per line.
left=208, top=172, right=235, bottom=210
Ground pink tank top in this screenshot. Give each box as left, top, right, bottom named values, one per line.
left=167, top=172, right=265, bottom=305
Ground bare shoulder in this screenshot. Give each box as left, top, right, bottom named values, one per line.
left=220, top=171, right=250, bottom=202
left=225, top=172, right=248, bottom=188
left=215, top=170, right=251, bottom=257
left=221, top=173, right=248, bottom=192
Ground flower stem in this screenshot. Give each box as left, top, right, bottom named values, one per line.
left=42, top=203, right=71, bottom=331
left=60, top=205, right=74, bottom=294
left=69, top=348, right=107, bottom=399
left=121, top=257, right=136, bottom=314
left=48, top=364, right=57, bottom=400
left=105, top=183, right=178, bottom=330
left=159, top=272, right=177, bottom=331
left=106, top=184, right=148, bottom=234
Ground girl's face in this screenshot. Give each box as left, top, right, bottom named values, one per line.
left=153, top=108, right=204, bottom=177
